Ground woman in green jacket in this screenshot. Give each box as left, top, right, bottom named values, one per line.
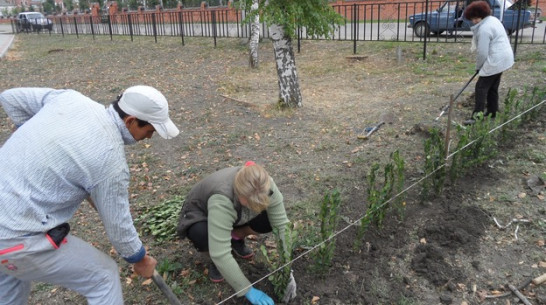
left=177, top=161, right=295, bottom=305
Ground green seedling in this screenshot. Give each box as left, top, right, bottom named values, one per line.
left=136, top=196, right=184, bottom=242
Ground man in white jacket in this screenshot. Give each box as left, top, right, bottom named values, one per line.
left=0, top=86, right=179, bottom=305
left=463, top=0, right=514, bottom=125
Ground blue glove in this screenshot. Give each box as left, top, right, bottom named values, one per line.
left=245, top=287, right=274, bottom=305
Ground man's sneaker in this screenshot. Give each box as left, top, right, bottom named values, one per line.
left=208, top=263, right=224, bottom=283
left=231, top=239, right=255, bottom=259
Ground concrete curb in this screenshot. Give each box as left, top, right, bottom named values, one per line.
left=0, top=34, right=15, bottom=60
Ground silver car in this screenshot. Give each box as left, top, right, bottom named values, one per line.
left=16, top=12, right=53, bottom=32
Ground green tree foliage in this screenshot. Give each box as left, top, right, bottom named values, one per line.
left=164, top=0, right=179, bottom=9
left=128, top=0, right=140, bottom=10
left=43, top=0, right=56, bottom=14
left=239, top=0, right=345, bottom=39
left=148, top=0, right=160, bottom=9
left=64, top=0, right=74, bottom=12
left=79, top=0, right=91, bottom=12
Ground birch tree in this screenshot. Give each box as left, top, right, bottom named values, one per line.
left=241, top=0, right=344, bottom=108
left=249, top=0, right=260, bottom=68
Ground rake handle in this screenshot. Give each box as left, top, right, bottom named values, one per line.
left=152, top=270, right=184, bottom=305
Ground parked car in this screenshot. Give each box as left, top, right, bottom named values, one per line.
left=408, top=0, right=533, bottom=37
left=16, top=12, right=53, bottom=32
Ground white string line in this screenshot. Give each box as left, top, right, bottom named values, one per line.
left=216, top=99, right=545, bottom=304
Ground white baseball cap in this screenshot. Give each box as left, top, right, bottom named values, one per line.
left=118, top=85, right=180, bottom=139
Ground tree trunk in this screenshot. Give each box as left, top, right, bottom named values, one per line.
left=268, top=24, right=303, bottom=108
left=249, top=0, right=260, bottom=68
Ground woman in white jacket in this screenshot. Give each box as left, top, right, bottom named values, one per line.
left=463, top=0, right=514, bottom=125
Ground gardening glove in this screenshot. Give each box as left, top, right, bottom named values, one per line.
left=245, top=287, right=274, bottom=305
left=281, top=270, right=297, bottom=303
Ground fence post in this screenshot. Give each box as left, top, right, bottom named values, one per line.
left=108, top=15, right=113, bottom=41
left=212, top=10, right=217, bottom=48
left=128, top=14, right=134, bottom=42
left=297, top=25, right=301, bottom=53
left=59, top=17, right=64, bottom=37
left=178, top=11, right=185, bottom=45
left=152, top=13, right=158, bottom=43
left=353, top=4, right=357, bottom=54
left=423, top=0, right=429, bottom=60
left=512, top=6, right=522, bottom=56
left=73, top=16, right=79, bottom=38
left=90, top=15, right=95, bottom=40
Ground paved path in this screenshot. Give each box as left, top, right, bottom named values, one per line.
left=0, top=23, right=15, bottom=60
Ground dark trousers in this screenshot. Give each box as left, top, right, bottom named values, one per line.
left=474, top=72, right=502, bottom=117
left=186, top=210, right=272, bottom=252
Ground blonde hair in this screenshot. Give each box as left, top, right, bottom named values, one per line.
left=234, top=163, right=271, bottom=213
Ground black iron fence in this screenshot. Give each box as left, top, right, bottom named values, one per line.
left=10, top=0, right=546, bottom=49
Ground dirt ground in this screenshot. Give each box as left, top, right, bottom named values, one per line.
left=0, top=34, right=545, bottom=305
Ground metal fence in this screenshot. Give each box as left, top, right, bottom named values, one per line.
left=11, top=0, right=545, bottom=49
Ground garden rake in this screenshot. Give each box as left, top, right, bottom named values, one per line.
left=435, top=70, right=479, bottom=121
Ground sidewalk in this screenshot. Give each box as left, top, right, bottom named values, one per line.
left=0, top=23, right=15, bottom=60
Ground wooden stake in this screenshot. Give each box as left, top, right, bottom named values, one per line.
left=444, top=94, right=454, bottom=159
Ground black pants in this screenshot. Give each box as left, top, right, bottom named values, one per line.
left=186, top=210, right=272, bottom=252
left=474, top=72, right=502, bottom=117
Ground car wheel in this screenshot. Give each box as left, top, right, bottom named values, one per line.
left=413, top=22, right=430, bottom=38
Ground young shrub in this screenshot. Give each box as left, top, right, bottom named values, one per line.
left=311, top=189, right=341, bottom=274
left=355, top=151, right=405, bottom=248
left=462, top=113, right=499, bottom=168
left=498, top=88, right=519, bottom=142
left=260, top=223, right=297, bottom=301
left=449, top=124, right=470, bottom=182
left=421, top=128, right=446, bottom=201
left=391, top=150, right=406, bottom=220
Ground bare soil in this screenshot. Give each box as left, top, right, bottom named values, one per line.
left=0, top=34, right=545, bottom=305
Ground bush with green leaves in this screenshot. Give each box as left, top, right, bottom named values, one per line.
left=310, top=189, right=341, bottom=274
left=136, top=196, right=184, bottom=242
left=450, top=86, right=545, bottom=184
left=421, top=128, right=446, bottom=201
left=356, top=150, right=406, bottom=248
left=260, top=223, right=297, bottom=301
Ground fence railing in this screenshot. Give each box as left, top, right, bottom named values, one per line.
left=11, top=0, right=546, bottom=48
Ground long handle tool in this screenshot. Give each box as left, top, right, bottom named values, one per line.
left=358, top=121, right=385, bottom=140
left=152, top=269, right=184, bottom=305
left=435, top=70, right=479, bottom=121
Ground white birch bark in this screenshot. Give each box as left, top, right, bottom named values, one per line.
left=268, top=24, right=303, bottom=108
left=249, top=0, right=260, bottom=68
